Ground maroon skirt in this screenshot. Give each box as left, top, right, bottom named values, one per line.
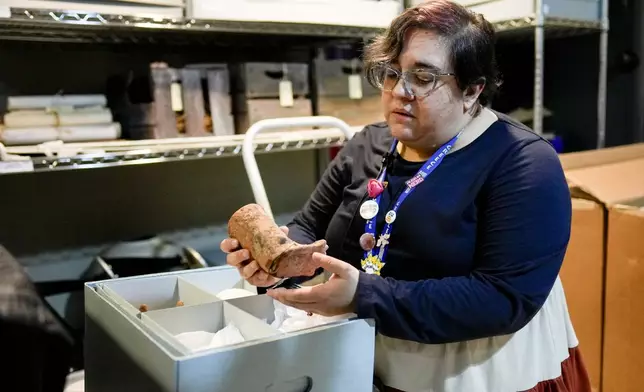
left=521, top=347, right=592, bottom=392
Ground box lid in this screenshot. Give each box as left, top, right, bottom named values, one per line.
left=563, top=156, right=644, bottom=207
left=560, top=143, right=644, bottom=171
left=559, top=143, right=644, bottom=207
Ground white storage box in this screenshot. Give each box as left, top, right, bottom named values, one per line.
left=410, top=0, right=601, bottom=24
left=187, top=0, right=403, bottom=28
left=84, top=266, right=376, bottom=392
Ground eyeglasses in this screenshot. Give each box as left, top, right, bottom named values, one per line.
left=369, top=64, right=455, bottom=98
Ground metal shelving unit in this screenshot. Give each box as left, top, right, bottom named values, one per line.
left=0, top=8, right=383, bottom=44
left=0, top=7, right=602, bottom=42
left=0, top=3, right=610, bottom=175
left=493, top=16, right=600, bottom=34
left=0, top=126, right=359, bottom=174
left=495, top=2, right=609, bottom=148
left=0, top=6, right=373, bottom=175
left=402, top=1, right=608, bottom=147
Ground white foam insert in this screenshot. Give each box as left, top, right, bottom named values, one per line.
left=141, top=301, right=280, bottom=354
left=226, top=294, right=355, bottom=333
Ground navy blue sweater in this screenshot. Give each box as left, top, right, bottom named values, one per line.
left=287, top=113, right=572, bottom=344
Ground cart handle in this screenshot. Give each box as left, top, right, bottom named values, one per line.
left=242, top=116, right=355, bottom=219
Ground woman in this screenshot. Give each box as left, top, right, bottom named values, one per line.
left=221, top=1, right=591, bottom=391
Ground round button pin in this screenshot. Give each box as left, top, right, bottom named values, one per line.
left=360, top=200, right=379, bottom=220
left=385, top=210, right=397, bottom=224
left=359, top=233, right=376, bottom=251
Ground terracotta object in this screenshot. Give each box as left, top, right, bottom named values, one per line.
left=139, top=304, right=149, bottom=313
left=176, top=300, right=184, bottom=307
left=228, top=203, right=327, bottom=278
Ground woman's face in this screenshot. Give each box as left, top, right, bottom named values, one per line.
left=381, top=28, right=474, bottom=149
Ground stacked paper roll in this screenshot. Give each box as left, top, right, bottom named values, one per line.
left=4, top=108, right=113, bottom=128
left=7, top=95, right=107, bottom=111
left=0, top=95, right=121, bottom=146
left=0, top=124, right=122, bottom=146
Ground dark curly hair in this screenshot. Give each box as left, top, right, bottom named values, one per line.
left=364, top=0, right=502, bottom=114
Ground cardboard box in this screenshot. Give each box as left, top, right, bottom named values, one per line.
left=148, top=63, right=235, bottom=138
left=84, top=266, right=376, bottom=392
left=319, top=96, right=384, bottom=127
left=237, top=61, right=382, bottom=131
left=314, top=58, right=380, bottom=98
left=244, top=63, right=309, bottom=99
left=559, top=143, right=644, bottom=392
left=240, top=98, right=313, bottom=132
left=239, top=96, right=382, bottom=131
left=603, top=198, right=644, bottom=392
left=558, top=198, right=604, bottom=392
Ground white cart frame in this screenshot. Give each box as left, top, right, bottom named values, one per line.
left=242, top=116, right=355, bottom=219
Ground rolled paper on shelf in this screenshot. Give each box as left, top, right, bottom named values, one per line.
left=1, top=123, right=121, bottom=145
left=0, top=126, right=58, bottom=145
left=7, top=94, right=107, bottom=110
left=3, top=111, right=57, bottom=128
left=3, top=108, right=113, bottom=128
left=228, top=203, right=326, bottom=278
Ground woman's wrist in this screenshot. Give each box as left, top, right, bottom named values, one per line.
left=354, top=271, right=379, bottom=319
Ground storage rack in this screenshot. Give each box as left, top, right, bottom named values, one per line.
left=0, top=8, right=383, bottom=43
left=0, top=127, right=359, bottom=173
left=0, top=3, right=608, bottom=175
left=526, top=0, right=610, bottom=149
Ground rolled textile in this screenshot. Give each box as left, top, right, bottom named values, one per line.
left=1, top=123, right=121, bottom=145
left=8, top=95, right=107, bottom=110
left=0, top=126, right=58, bottom=145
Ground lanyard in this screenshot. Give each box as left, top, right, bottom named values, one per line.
left=360, top=132, right=461, bottom=275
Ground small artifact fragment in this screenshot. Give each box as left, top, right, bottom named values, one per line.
left=228, top=203, right=327, bottom=277
left=139, top=304, right=149, bottom=313
left=176, top=300, right=184, bottom=307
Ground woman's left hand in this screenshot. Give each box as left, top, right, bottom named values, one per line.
left=267, top=252, right=360, bottom=317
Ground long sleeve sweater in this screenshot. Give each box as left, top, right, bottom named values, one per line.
left=286, top=112, right=572, bottom=344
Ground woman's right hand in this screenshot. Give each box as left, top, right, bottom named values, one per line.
left=220, top=226, right=289, bottom=287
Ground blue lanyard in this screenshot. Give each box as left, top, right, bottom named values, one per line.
left=362, top=132, right=461, bottom=273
